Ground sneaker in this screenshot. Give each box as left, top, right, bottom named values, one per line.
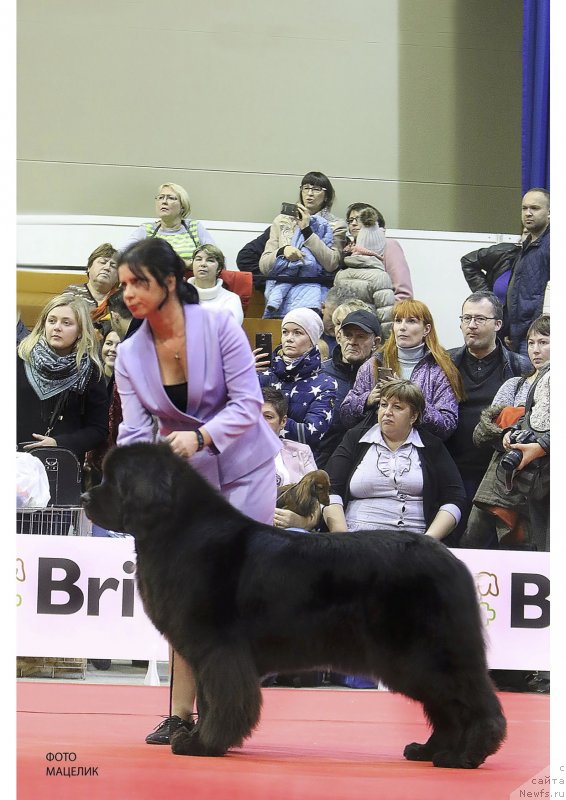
left=145, top=715, right=195, bottom=745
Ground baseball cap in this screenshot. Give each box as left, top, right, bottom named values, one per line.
left=340, top=310, right=382, bottom=337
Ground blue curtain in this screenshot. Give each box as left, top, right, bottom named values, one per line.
left=522, top=0, right=550, bottom=192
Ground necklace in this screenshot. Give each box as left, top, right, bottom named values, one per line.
left=155, top=332, right=185, bottom=361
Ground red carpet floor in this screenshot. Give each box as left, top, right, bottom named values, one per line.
left=17, top=682, right=549, bottom=800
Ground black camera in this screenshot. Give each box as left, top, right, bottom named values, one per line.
left=499, top=428, right=537, bottom=472
left=281, top=202, right=299, bottom=218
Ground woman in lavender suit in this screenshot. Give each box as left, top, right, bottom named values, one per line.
left=115, top=238, right=280, bottom=746
left=341, top=299, right=464, bottom=440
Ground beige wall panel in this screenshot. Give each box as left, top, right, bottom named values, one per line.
left=17, top=0, right=522, bottom=233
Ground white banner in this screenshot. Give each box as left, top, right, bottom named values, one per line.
left=16, top=536, right=550, bottom=669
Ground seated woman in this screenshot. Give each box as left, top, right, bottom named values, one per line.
left=259, top=171, right=347, bottom=318
left=101, top=329, right=121, bottom=384
left=258, top=308, right=337, bottom=463
left=343, top=202, right=413, bottom=303
left=120, top=182, right=215, bottom=269
left=63, top=243, right=120, bottom=336
left=17, top=293, right=109, bottom=467
left=461, top=314, right=550, bottom=551
left=341, top=299, right=464, bottom=441
left=187, top=244, right=244, bottom=323
left=333, top=206, right=395, bottom=339
left=261, top=386, right=320, bottom=531
left=323, top=380, right=465, bottom=539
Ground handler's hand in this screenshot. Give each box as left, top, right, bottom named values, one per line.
left=165, top=430, right=200, bottom=459
left=23, top=434, right=57, bottom=450
left=252, top=347, right=271, bottom=371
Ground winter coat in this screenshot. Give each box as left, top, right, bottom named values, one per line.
left=258, top=345, right=337, bottom=459
left=333, top=253, right=395, bottom=339
left=340, top=352, right=459, bottom=440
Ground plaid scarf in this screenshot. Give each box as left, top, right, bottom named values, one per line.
left=24, top=338, right=93, bottom=401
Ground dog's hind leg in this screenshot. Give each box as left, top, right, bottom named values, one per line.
left=431, top=683, right=506, bottom=769
left=171, top=644, right=262, bottom=757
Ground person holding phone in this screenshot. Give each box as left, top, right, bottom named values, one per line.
left=258, top=172, right=347, bottom=318
left=341, top=299, right=464, bottom=441
left=257, top=308, right=337, bottom=463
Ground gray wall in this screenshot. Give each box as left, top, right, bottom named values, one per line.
left=17, top=0, right=522, bottom=233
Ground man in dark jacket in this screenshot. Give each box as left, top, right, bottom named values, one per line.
left=446, top=291, right=530, bottom=544
left=318, top=309, right=381, bottom=467
left=506, top=188, right=550, bottom=356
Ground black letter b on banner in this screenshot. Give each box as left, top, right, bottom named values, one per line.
left=510, top=573, right=550, bottom=628
left=37, top=558, right=84, bottom=614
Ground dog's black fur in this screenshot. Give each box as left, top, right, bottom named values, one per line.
left=82, top=442, right=506, bottom=767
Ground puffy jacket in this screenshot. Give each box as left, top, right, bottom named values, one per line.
left=258, top=345, right=337, bottom=458
left=340, top=352, right=459, bottom=440
left=333, top=253, right=394, bottom=339
left=507, top=226, right=550, bottom=350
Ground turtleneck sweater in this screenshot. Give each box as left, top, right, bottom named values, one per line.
left=397, top=343, right=426, bottom=379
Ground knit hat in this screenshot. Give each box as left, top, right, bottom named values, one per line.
left=355, top=207, right=386, bottom=257
left=281, top=307, right=324, bottom=346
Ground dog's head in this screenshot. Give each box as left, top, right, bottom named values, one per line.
left=81, top=442, right=193, bottom=539
left=309, top=470, right=331, bottom=507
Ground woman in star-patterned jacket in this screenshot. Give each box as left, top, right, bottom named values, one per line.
left=258, top=308, right=337, bottom=464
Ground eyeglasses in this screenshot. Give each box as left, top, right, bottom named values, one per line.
left=155, top=194, right=179, bottom=203
left=301, top=185, right=326, bottom=195
left=347, top=216, right=361, bottom=225
left=459, top=315, right=497, bottom=326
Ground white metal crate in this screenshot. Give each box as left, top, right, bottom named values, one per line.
left=16, top=505, right=92, bottom=536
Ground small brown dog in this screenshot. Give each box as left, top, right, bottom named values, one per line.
left=276, top=469, right=331, bottom=518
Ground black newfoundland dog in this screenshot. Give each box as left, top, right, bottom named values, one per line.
left=82, top=442, right=506, bottom=768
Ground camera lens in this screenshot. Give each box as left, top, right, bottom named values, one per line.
left=500, top=448, right=524, bottom=472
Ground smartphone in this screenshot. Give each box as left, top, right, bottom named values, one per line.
left=281, top=202, right=299, bottom=218
left=255, top=332, right=273, bottom=361
left=377, top=367, right=394, bottom=380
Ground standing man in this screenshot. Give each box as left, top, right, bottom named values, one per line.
left=506, top=188, right=550, bottom=356
left=318, top=309, right=382, bottom=467
left=446, top=291, right=530, bottom=544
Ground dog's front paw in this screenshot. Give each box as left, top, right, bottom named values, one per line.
left=403, top=742, right=433, bottom=761
left=170, top=726, right=226, bottom=757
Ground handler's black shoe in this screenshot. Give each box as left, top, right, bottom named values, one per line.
left=145, top=715, right=194, bottom=745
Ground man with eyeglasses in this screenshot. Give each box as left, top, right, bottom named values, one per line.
left=444, top=291, right=529, bottom=544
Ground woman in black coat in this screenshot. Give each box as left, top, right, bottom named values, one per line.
left=17, top=293, right=109, bottom=466
left=323, top=380, right=465, bottom=540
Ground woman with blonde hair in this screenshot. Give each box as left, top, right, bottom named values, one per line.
left=120, top=181, right=215, bottom=268
left=341, top=299, right=464, bottom=440
left=17, top=294, right=109, bottom=464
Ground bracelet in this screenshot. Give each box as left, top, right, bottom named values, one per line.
left=195, top=429, right=205, bottom=452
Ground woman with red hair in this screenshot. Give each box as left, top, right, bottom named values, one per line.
left=340, top=299, right=464, bottom=440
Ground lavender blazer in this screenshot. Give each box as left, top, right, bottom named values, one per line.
left=114, top=304, right=281, bottom=488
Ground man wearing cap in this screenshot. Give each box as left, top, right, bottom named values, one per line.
left=317, top=308, right=382, bottom=468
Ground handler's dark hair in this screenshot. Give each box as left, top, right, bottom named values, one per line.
left=117, top=238, right=199, bottom=306
left=261, top=386, right=289, bottom=419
